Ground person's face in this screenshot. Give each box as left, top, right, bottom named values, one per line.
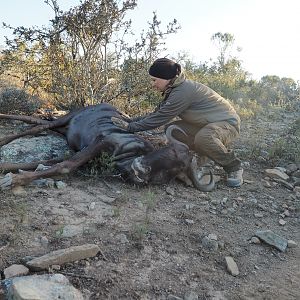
left=150, top=76, right=171, bottom=92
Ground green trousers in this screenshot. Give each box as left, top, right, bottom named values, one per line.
left=167, top=120, right=241, bottom=173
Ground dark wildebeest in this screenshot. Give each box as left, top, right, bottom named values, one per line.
left=0, top=103, right=214, bottom=191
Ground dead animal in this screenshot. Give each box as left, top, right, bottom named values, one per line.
left=0, top=103, right=214, bottom=191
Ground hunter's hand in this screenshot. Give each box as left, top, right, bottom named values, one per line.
left=111, top=117, right=129, bottom=130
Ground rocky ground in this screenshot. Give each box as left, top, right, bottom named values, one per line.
left=0, top=108, right=299, bottom=300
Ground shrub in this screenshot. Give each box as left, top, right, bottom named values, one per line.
left=0, top=87, right=41, bottom=114
left=268, top=118, right=300, bottom=164
left=85, top=152, right=116, bottom=176
left=234, top=99, right=262, bottom=120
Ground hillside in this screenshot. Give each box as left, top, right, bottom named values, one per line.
left=0, top=107, right=299, bottom=299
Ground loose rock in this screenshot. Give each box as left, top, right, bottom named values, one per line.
left=287, top=240, right=298, bottom=248
left=3, top=264, right=29, bottom=279
left=4, top=274, right=83, bottom=300
left=264, top=169, right=289, bottom=181
left=26, top=244, right=100, bottom=271
left=225, top=256, right=239, bottom=276
left=255, top=230, right=288, bottom=252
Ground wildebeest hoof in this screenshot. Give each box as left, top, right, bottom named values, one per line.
left=0, top=172, right=14, bottom=190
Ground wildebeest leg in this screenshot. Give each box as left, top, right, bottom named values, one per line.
left=0, top=110, right=82, bottom=146
left=0, top=108, right=84, bottom=125
left=0, top=138, right=110, bottom=189
left=0, top=113, right=51, bottom=125
left=112, top=151, right=139, bottom=161
left=0, top=124, right=59, bottom=146
left=0, top=157, right=65, bottom=172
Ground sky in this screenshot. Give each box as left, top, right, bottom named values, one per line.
left=0, top=0, right=300, bottom=81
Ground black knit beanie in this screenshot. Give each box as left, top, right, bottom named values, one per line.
left=149, top=58, right=181, bottom=79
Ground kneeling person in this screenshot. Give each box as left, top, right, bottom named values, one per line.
left=112, top=58, right=243, bottom=187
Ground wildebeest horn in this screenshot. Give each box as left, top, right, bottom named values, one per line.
left=166, top=125, right=215, bottom=192
left=165, top=125, right=189, bottom=148
left=188, top=156, right=215, bottom=192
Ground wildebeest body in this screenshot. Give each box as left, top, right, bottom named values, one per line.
left=0, top=103, right=214, bottom=191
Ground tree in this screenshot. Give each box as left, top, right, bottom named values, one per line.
left=258, top=75, right=299, bottom=107
left=211, top=32, right=235, bottom=70
left=1, top=0, right=179, bottom=109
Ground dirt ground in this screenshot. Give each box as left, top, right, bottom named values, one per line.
left=0, top=110, right=299, bottom=300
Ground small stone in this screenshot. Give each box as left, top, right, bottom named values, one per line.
left=211, top=199, right=221, bottom=205
left=221, top=197, right=228, bottom=205
left=184, top=290, right=198, bottom=300
left=218, top=241, right=225, bottom=249
left=209, top=290, right=227, bottom=300
left=262, top=179, right=272, bottom=188
left=35, top=164, right=51, bottom=171
left=274, top=167, right=287, bottom=173
left=99, top=195, right=116, bottom=204
left=40, top=236, right=49, bottom=247
left=199, top=201, right=209, bottom=205
left=242, top=161, right=250, bottom=168
left=201, top=236, right=218, bottom=252
left=115, top=233, right=129, bottom=244
left=55, top=180, right=67, bottom=189
left=287, top=240, right=298, bottom=248
left=184, top=204, right=195, bottom=210
left=45, top=178, right=55, bottom=188
left=279, top=219, right=287, bottom=226
left=60, top=224, right=83, bottom=238
left=51, top=264, right=61, bottom=271
left=251, top=237, right=261, bottom=244
left=88, top=202, right=96, bottom=210
left=184, top=219, right=194, bottom=225
left=286, top=164, right=298, bottom=174
left=225, top=256, right=239, bottom=276
left=207, top=233, right=218, bottom=241
left=166, top=187, right=175, bottom=196
left=4, top=264, right=29, bottom=279
left=254, top=213, right=264, bottom=218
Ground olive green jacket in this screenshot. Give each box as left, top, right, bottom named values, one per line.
left=127, top=73, right=240, bottom=132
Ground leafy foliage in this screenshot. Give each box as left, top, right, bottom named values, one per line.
left=1, top=0, right=179, bottom=110
left=86, top=152, right=116, bottom=176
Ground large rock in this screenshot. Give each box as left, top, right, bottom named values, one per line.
left=0, top=135, right=72, bottom=163
left=264, top=168, right=289, bottom=181
left=4, top=274, right=83, bottom=300
left=255, top=230, right=288, bottom=252
left=26, top=244, right=100, bottom=271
